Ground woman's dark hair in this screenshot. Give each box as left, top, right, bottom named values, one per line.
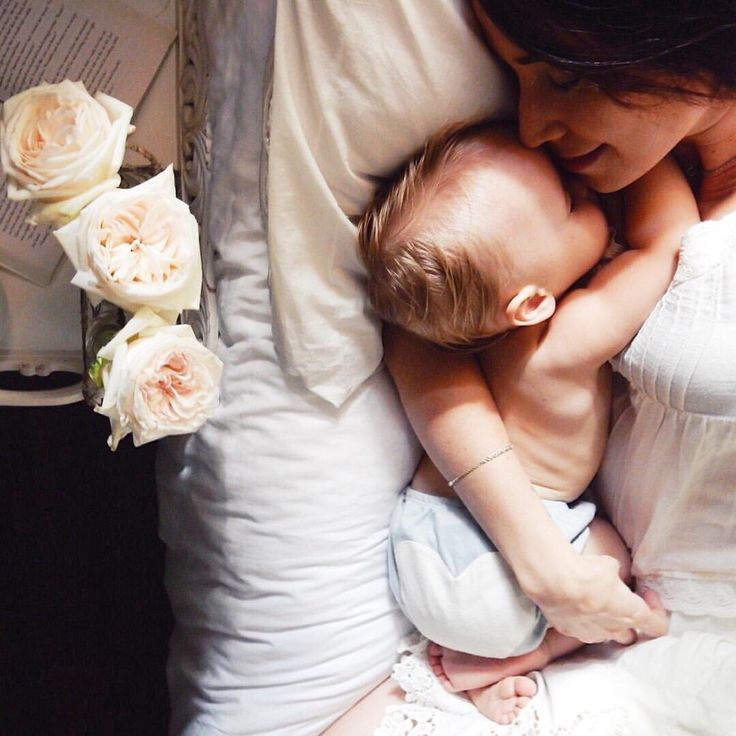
left=476, top=0, right=736, bottom=100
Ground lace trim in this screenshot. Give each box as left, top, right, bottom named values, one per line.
left=375, top=635, right=630, bottom=736
left=673, top=214, right=734, bottom=284
left=639, top=573, right=736, bottom=617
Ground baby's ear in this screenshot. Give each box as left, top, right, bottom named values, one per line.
left=505, top=285, right=556, bottom=326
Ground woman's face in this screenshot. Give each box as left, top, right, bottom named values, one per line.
left=474, top=7, right=714, bottom=192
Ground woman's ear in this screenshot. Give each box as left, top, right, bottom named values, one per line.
left=505, top=285, right=556, bottom=326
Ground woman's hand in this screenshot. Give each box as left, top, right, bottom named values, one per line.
left=522, top=553, right=669, bottom=644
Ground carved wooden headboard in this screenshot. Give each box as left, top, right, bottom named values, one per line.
left=178, top=0, right=218, bottom=351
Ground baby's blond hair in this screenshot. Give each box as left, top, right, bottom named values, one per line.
left=358, top=121, right=510, bottom=349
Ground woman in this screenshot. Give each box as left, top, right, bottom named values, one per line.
left=326, top=1, right=736, bottom=733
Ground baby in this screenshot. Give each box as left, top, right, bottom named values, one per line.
left=358, top=122, right=697, bottom=723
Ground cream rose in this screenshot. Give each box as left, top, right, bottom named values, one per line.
left=54, top=166, right=202, bottom=322
left=96, top=308, right=223, bottom=450
left=0, top=80, right=133, bottom=226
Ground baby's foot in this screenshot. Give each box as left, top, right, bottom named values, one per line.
left=469, top=675, right=538, bottom=725
left=427, top=640, right=549, bottom=693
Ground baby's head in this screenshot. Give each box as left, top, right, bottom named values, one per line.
left=359, top=121, right=610, bottom=349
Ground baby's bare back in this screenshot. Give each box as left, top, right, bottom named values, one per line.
left=411, top=321, right=612, bottom=500
left=477, top=323, right=611, bottom=501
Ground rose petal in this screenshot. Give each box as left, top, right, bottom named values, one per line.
left=32, top=173, right=121, bottom=227
left=97, top=307, right=168, bottom=361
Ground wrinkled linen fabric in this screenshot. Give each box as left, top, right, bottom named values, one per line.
left=267, top=0, right=512, bottom=406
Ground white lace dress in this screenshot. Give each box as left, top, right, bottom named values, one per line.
left=600, top=213, right=736, bottom=619
left=377, top=216, right=736, bottom=736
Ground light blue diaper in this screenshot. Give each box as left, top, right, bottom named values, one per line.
left=388, top=488, right=595, bottom=658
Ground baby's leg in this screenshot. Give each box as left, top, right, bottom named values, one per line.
left=430, top=517, right=632, bottom=717
left=581, top=516, right=632, bottom=585
left=428, top=628, right=580, bottom=693
left=430, top=630, right=580, bottom=724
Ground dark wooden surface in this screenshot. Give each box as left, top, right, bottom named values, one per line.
left=0, top=397, right=172, bottom=735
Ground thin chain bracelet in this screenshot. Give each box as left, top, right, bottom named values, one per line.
left=447, top=444, right=514, bottom=488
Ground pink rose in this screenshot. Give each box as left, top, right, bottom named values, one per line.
left=96, top=308, right=223, bottom=449
left=0, top=80, right=133, bottom=226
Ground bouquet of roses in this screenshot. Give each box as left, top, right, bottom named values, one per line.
left=0, top=80, right=222, bottom=449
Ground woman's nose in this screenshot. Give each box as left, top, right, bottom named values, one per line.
left=517, top=89, right=566, bottom=149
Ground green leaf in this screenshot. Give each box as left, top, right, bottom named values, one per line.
left=88, top=357, right=108, bottom=388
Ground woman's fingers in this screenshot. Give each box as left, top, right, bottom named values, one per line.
left=611, top=628, right=637, bottom=646
left=613, top=589, right=668, bottom=643
left=634, top=589, right=669, bottom=639
left=579, top=588, right=667, bottom=645
left=533, top=556, right=669, bottom=644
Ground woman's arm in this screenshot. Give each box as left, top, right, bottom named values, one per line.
left=545, top=158, right=697, bottom=369
left=384, top=325, right=668, bottom=643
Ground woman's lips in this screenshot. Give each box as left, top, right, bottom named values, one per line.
left=558, top=145, right=606, bottom=173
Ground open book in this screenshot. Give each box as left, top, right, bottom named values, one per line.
left=0, top=0, right=176, bottom=285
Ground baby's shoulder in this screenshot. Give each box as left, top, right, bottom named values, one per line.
left=481, top=323, right=562, bottom=377
left=481, top=326, right=594, bottom=405
left=531, top=306, right=606, bottom=377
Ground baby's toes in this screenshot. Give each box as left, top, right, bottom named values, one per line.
left=427, top=641, right=443, bottom=657
left=518, top=678, right=537, bottom=698
left=488, top=697, right=519, bottom=724
left=496, top=675, right=537, bottom=700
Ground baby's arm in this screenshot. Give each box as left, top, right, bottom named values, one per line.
left=546, top=158, right=699, bottom=366
left=384, top=325, right=668, bottom=644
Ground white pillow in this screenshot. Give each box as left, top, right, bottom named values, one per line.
left=267, top=0, right=513, bottom=406
left=159, top=4, right=421, bottom=734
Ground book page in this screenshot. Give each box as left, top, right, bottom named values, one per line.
left=0, top=0, right=176, bottom=285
